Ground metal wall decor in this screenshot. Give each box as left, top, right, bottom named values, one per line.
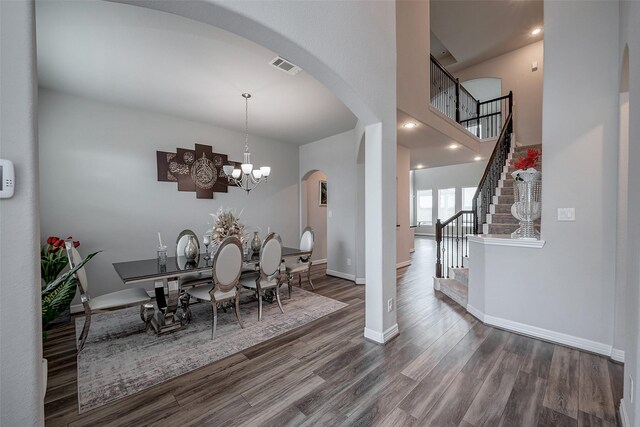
left=156, top=143, right=240, bottom=199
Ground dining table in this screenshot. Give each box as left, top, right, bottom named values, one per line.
left=112, top=246, right=311, bottom=335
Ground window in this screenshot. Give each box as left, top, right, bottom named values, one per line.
left=438, top=188, right=456, bottom=222
left=462, top=187, right=477, bottom=211
left=462, top=187, right=477, bottom=225
left=416, top=189, right=433, bottom=225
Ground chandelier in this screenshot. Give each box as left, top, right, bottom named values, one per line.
left=222, top=93, right=271, bottom=194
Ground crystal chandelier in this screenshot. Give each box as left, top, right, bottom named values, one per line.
left=222, top=93, right=271, bottom=194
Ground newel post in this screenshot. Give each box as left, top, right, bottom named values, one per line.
left=435, top=219, right=443, bottom=278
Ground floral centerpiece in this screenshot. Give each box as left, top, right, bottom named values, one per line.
left=40, top=236, right=98, bottom=336
left=511, top=148, right=540, bottom=182
left=209, top=208, right=247, bottom=244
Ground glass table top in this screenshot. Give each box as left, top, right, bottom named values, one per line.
left=113, top=246, right=309, bottom=284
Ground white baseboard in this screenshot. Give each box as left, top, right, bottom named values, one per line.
left=364, top=323, right=399, bottom=344
left=312, top=259, right=327, bottom=265
left=620, top=398, right=630, bottom=427
left=433, top=276, right=441, bottom=291
left=466, top=304, right=614, bottom=358
left=611, top=348, right=625, bottom=363
left=415, top=233, right=435, bottom=237
left=396, top=260, right=411, bottom=269
left=326, top=269, right=356, bottom=282
left=355, top=277, right=365, bottom=285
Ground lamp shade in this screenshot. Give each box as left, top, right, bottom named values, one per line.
left=222, top=165, right=234, bottom=176
left=252, top=169, right=263, bottom=179
left=260, top=166, right=271, bottom=177
left=241, top=163, right=253, bottom=174
left=232, top=169, right=242, bottom=179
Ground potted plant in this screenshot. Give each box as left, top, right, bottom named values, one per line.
left=40, top=237, right=97, bottom=334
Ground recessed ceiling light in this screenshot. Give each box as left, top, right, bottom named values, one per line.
left=415, top=164, right=424, bottom=169
left=474, top=156, right=482, bottom=161
left=403, top=122, right=417, bottom=129
left=449, top=143, right=459, bottom=149
left=531, top=27, right=542, bottom=36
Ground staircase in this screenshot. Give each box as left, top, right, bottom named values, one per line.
left=484, top=143, right=543, bottom=235
left=436, top=140, right=543, bottom=309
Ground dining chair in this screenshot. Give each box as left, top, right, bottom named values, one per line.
left=285, top=226, right=315, bottom=294
left=66, top=244, right=151, bottom=352
left=240, top=232, right=285, bottom=320
left=183, top=236, right=244, bottom=339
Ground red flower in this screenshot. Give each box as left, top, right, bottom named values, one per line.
left=47, top=236, right=58, bottom=245
left=512, top=148, right=539, bottom=171
left=54, top=239, right=65, bottom=248
left=73, top=241, right=80, bottom=248
left=49, top=246, right=60, bottom=253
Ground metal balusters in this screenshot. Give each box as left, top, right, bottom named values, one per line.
left=434, top=210, right=476, bottom=278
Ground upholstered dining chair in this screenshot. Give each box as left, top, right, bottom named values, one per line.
left=240, top=232, right=285, bottom=320
left=66, top=242, right=151, bottom=352
left=285, top=227, right=315, bottom=294
left=183, top=236, right=244, bottom=339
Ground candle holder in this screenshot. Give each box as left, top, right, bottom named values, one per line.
left=203, top=233, right=211, bottom=261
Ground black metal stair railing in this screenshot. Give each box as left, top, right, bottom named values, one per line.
left=434, top=112, right=513, bottom=279
left=435, top=211, right=476, bottom=278
left=430, top=55, right=512, bottom=140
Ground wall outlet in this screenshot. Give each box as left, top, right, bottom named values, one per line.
left=347, top=258, right=351, bottom=266
left=387, top=298, right=394, bottom=312
left=631, top=375, right=634, bottom=403
left=557, top=208, right=575, bottom=221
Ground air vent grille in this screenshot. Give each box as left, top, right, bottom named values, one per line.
left=269, top=56, right=302, bottom=75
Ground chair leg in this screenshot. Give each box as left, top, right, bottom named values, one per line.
left=288, top=281, right=292, bottom=299
left=211, top=302, right=218, bottom=340
left=298, top=273, right=302, bottom=288
left=275, top=287, right=284, bottom=314
left=235, top=295, right=244, bottom=329
left=78, top=312, right=92, bottom=352
left=307, top=265, right=315, bottom=290
left=258, top=292, right=263, bottom=321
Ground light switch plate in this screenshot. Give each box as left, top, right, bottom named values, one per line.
left=557, top=208, right=575, bottom=221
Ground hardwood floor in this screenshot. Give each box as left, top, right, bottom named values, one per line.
left=44, top=237, right=623, bottom=426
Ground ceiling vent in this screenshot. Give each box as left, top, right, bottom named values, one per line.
left=269, top=56, right=302, bottom=75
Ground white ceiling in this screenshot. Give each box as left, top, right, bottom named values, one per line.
left=431, top=0, right=543, bottom=72
left=35, top=1, right=357, bottom=146
left=397, top=110, right=488, bottom=170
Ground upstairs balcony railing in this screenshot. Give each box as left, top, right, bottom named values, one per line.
left=430, top=55, right=512, bottom=140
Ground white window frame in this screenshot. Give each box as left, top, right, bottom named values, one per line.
left=416, top=189, right=433, bottom=226
left=438, top=188, right=456, bottom=223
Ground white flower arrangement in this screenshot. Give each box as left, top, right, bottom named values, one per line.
left=208, top=207, right=246, bottom=244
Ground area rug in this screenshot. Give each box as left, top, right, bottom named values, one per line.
left=75, top=287, right=347, bottom=413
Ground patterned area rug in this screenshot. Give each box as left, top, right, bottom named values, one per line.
left=76, top=287, right=346, bottom=413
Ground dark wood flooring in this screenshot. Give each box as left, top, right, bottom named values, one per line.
left=44, top=237, right=623, bottom=426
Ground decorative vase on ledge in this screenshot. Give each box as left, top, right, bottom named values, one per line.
left=511, top=168, right=542, bottom=240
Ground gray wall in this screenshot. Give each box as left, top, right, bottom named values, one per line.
left=455, top=40, right=544, bottom=147
left=468, top=0, right=619, bottom=358
left=620, top=0, right=640, bottom=424
left=397, top=145, right=411, bottom=266
left=299, top=129, right=358, bottom=279
left=303, top=170, right=327, bottom=262
left=38, top=89, right=300, bottom=298
left=1, top=1, right=44, bottom=425
left=413, top=161, right=487, bottom=235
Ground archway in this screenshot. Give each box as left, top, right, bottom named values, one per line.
left=300, top=170, right=328, bottom=265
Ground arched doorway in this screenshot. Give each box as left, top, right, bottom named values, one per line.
left=300, top=170, right=328, bottom=264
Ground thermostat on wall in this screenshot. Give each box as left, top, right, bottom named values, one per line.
left=0, top=159, right=15, bottom=199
